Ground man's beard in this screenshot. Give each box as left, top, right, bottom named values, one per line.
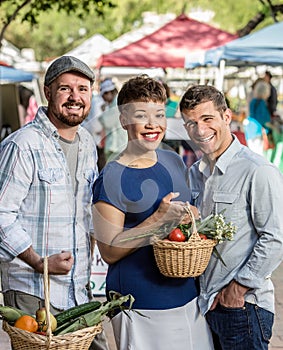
left=57, top=110, right=89, bottom=127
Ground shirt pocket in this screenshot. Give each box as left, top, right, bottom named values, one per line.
left=212, top=191, right=240, bottom=221
left=38, top=168, right=64, bottom=184
left=38, top=168, right=67, bottom=207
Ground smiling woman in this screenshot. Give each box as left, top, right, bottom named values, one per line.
left=91, top=75, right=214, bottom=350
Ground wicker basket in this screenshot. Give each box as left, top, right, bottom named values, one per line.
left=3, top=257, right=102, bottom=350
left=3, top=321, right=102, bottom=350
left=153, top=206, right=217, bottom=278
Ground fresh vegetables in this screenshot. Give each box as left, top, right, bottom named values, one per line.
left=54, top=291, right=134, bottom=335
left=14, top=315, right=39, bottom=332
left=36, top=306, right=57, bottom=332
left=55, top=300, right=101, bottom=327
left=168, top=228, right=186, bottom=242
left=119, top=210, right=236, bottom=245
left=165, top=212, right=237, bottom=266
left=167, top=211, right=237, bottom=243
left=0, top=305, right=28, bottom=323
left=0, top=291, right=134, bottom=337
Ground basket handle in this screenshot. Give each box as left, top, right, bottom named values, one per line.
left=43, top=256, right=52, bottom=348
left=183, top=204, right=201, bottom=241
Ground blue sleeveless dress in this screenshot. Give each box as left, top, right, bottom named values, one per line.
left=92, top=149, right=198, bottom=310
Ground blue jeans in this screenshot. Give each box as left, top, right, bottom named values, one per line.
left=206, top=302, right=274, bottom=350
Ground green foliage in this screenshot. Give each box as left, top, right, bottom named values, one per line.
left=1, top=0, right=283, bottom=61
left=0, top=0, right=115, bottom=57
left=1, top=0, right=115, bottom=26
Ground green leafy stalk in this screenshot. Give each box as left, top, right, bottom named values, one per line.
left=119, top=223, right=175, bottom=243
left=212, top=246, right=227, bottom=266
left=54, top=292, right=134, bottom=335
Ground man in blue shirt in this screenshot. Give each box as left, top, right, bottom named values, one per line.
left=179, top=84, right=283, bottom=350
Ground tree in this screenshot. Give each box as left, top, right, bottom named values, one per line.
left=1, top=0, right=283, bottom=61
left=0, top=0, right=115, bottom=48
left=237, top=0, right=283, bottom=36
left=186, top=0, right=283, bottom=36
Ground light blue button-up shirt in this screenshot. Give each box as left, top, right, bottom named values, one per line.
left=189, top=136, right=283, bottom=315
left=0, top=107, right=98, bottom=310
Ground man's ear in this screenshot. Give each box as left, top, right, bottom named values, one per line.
left=44, top=86, right=51, bottom=102
left=223, top=108, right=232, bottom=124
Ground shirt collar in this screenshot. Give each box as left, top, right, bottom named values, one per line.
left=34, top=106, right=59, bottom=139
left=34, top=106, right=89, bottom=143
left=198, top=135, right=243, bottom=176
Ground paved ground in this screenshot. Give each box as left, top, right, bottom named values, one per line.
left=1, top=261, right=283, bottom=349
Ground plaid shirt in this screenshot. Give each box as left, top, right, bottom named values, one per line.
left=0, top=107, right=98, bottom=309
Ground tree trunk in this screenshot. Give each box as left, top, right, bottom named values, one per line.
left=0, top=0, right=32, bottom=49
left=237, top=4, right=283, bottom=37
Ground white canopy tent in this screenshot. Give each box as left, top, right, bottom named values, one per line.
left=65, top=34, right=112, bottom=68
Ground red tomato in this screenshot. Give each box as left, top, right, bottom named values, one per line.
left=199, top=233, right=208, bottom=240
left=168, top=228, right=186, bottom=242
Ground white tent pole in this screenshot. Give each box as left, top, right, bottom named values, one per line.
left=215, top=59, right=226, bottom=91
left=199, top=67, right=206, bottom=84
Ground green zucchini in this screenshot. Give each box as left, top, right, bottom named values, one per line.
left=54, top=292, right=135, bottom=335
left=55, top=300, right=101, bottom=327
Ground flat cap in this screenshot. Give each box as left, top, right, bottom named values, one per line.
left=44, top=56, right=95, bottom=86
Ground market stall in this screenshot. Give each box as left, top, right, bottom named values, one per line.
left=0, top=63, right=39, bottom=140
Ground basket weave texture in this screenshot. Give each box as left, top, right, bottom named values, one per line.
left=3, top=257, right=102, bottom=349
left=153, top=206, right=217, bottom=278
left=3, top=321, right=102, bottom=350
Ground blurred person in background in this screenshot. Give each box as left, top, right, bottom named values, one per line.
left=18, top=85, right=38, bottom=126
left=249, top=79, right=274, bottom=150
left=249, top=79, right=271, bottom=133
left=83, top=88, right=106, bottom=171
left=264, top=71, right=278, bottom=117
left=98, top=78, right=128, bottom=162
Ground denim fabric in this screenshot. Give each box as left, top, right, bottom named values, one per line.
left=206, top=302, right=274, bottom=350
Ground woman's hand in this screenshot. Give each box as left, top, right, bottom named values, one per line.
left=154, top=192, right=185, bottom=223
left=179, top=204, right=200, bottom=224
left=155, top=193, right=199, bottom=226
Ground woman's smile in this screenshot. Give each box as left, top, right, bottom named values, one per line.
left=142, top=132, right=160, bottom=141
